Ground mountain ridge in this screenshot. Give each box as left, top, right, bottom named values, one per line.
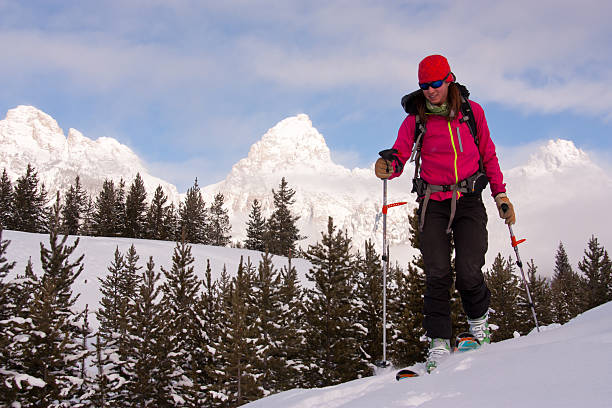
left=1, top=105, right=610, bottom=275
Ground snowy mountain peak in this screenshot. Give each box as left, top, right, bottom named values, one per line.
left=0, top=105, right=180, bottom=203
left=524, top=139, right=592, bottom=175
left=1, top=105, right=66, bottom=152
left=240, top=114, right=332, bottom=174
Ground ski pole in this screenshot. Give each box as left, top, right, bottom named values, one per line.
left=501, top=203, right=540, bottom=333
left=381, top=177, right=388, bottom=367
left=377, top=149, right=407, bottom=367
left=379, top=198, right=407, bottom=366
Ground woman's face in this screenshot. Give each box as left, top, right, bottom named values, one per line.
left=423, top=81, right=449, bottom=106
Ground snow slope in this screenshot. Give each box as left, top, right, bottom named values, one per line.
left=244, top=302, right=612, bottom=408
left=2, top=230, right=313, bottom=328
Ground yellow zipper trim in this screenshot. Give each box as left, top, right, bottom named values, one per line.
left=448, top=121, right=461, bottom=198
left=448, top=121, right=459, bottom=183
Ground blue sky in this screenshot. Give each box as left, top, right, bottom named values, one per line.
left=0, top=0, right=611, bottom=191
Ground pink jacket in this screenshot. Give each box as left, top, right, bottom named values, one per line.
left=389, top=100, right=506, bottom=201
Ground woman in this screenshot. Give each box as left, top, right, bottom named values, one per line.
left=375, top=54, right=515, bottom=373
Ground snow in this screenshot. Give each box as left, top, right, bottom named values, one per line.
left=5, top=229, right=609, bottom=406
left=2, top=229, right=313, bottom=329
left=244, top=302, right=612, bottom=407
left=0, top=105, right=180, bottom=203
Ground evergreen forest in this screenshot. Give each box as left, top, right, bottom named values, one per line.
left=0, top=165, right=610, bottom=407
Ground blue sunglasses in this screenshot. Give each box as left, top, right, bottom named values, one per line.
left=419, top=72, right=450, bottom=90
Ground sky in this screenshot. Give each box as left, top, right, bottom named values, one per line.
left=0, top=0, right=611, bottom=192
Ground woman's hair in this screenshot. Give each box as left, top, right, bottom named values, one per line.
left=416, top=82, right=462, bottom=123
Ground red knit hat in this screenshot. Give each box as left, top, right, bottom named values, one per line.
left=418, top=54, right=453, bottom=84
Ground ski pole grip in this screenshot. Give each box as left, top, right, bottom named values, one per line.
left=501, top=203, right=509, bottom=213
left=378, top=148, right=404, bottom=174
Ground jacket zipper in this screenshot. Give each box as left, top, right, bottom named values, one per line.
left=448, top=121, right=459, bottom=184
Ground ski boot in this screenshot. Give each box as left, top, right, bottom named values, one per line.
left=425, top=338, right=451, bottom=373
left=467, top=312, right=491, bottom=344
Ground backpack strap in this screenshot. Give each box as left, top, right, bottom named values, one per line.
left=458, top=93, right=484, bottom=172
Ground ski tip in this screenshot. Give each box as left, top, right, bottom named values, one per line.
left=396, top=369, right=419, bottom=380
left=375, top=360, right=391, bottom=368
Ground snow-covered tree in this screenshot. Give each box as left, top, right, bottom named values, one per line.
left=485, top=253, right=521, bottom=340
left=146, top=185, right=173, bottom=241
left=179, top=179, right=207, bottom=244
left=302, top=217, right=369, bottom=387
left=578, top=235, right=611, bottom=309
left=124, top=173, right=148, bottom=239
left=551, top=242, right=584, bottom=324
left=8, top=196, right=88, bottom=406
left=160, top=240, right=206, bottom=405
left=244, top=199, right=267, bottom=251
left=265, top=178, right=303, bottom=257
left=275, top=254, right=306, bottom=389
left=0, top=169, right=14, bottom=229
left=12, top=164, right=48, bottom=233
left=61, top=175, right=87, bottom=236
left=205, top=192, right=231, bottom=246
left=92, top=179, right=119, bottom=237
left=214, top=257, right=261, bottom=406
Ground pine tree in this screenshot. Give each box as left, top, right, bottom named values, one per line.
left=0, top=169, right=14, bottom=229
left=125, top=173, right=148, bottom=238
left=0, top=228, right=17, bottom=403
left=302, top=217, right=369, bottom=387
left=265, top=178, right=303, bottom=257
left=197, top=260, right=223, bottom=406
left=93, top=179, right=118, bottom=237
left=205, top=192, right=231, bottom=246
left=578, top=235, right=611, bottom=310
left=353, top=240, right=384, bottom=365
left=95, top=247, right=130, bottom=404
left=179, top=179, right=207, bottom=244
left=10, top=195, right=88, bottom=405
left=126, top=256, right=169, bottom=406
left=80, top=195, right=95, bottom=237
left=485, top=253, right=521, bottom=341
left=524, top=260, right=554, bottom=329
left=215, top=257, right=261, bottom=406
left=12, top=164, right=48, bottom=233
left=61, top=175, right=87, bottom=235
left=244, top=199, right=267, bottom=251
left=146, top=185, right=170, bottom=240
left=160, top=239, right=206, bottom=405
left=551, top=242, right=583, bottom=324
left=208, top=265, right=232, bottom=406
left=77, top=304, right=93, bottom=406
left=114, top=178, right=127, bottom=237
left=165, top=203, right=179, bottom=241
left=275, top=254, right=305, bottom=389
left=252, top=252, right=284, bottom=396
left=0, top=263, right=39, bottom=405
left=388, top=263, right=427, bottom=366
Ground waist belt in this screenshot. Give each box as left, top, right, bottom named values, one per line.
left=418, top=171, right=488, bottom=233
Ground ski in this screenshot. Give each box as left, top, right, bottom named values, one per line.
left=395, top=368, right=419, bottom=380
left=455, top=332, right=480, bottom=352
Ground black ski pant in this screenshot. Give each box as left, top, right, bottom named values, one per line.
left=419, top=193, right=491, bottom=340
